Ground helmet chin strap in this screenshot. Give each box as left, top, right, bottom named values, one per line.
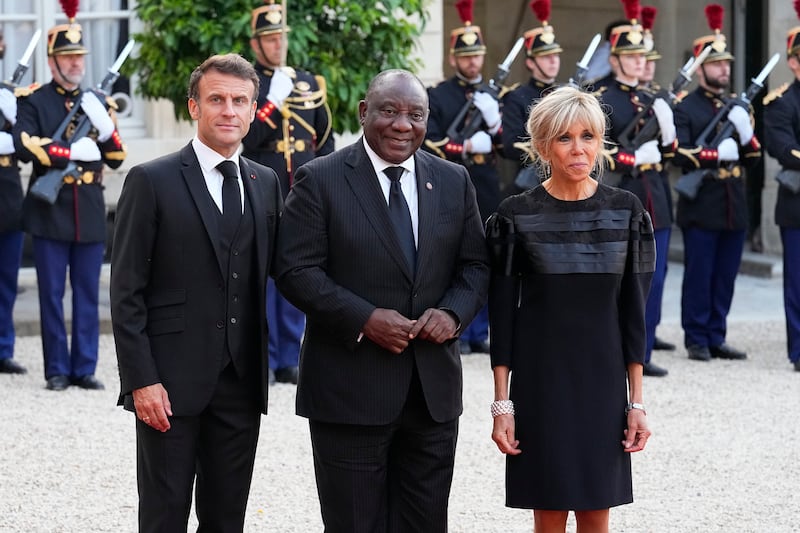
left=53, top=56, right=80, bottom=90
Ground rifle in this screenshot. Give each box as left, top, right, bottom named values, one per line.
left=674, top=52, right=779, bottom=200
left=445, top=37, right=524, bottom=144
left=0, top=29, right=41, bottom=131
left=30, top=39, right=134, bottom=205
left=569, top=33, right=601, bottom=89
left=618, top=46, right=712, bottom=152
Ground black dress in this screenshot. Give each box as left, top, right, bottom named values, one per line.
left=487, top=183, right=655, bottom=510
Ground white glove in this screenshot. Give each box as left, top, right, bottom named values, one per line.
left=69, top=137, right=102, bottom=162
left=727, top=105, right=754, bottom=145
left=716, top=137, right=739, bottom=162
left=633, top=139, right=662, bottom=166
left=267, top=68, right=294, bottom=107
left=0, top=88, right=17, bottom=125
left=472, top=91, right=501, bottom=132
left=467, top=130, right=492, bottom=154
left=80, top=92, right=115, bottom=142
left=651, top=98, right=676, bottom=146
left=0, top=131, right=14, bottom=154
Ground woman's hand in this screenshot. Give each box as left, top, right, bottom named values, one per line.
left=492, top=414, right=522, bottom=455
left=622, top=410, right=651, bottom=452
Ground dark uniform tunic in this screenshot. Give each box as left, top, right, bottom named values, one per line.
left=241, top=63, right=333, bottom=373
left=671, top=87, right=761, bottom=350
left=13, top=80, right=126, bottom=380
left=242, top=63, right=334, bottom=199
left=487, top=184, right=654, bottom=510
left=501, top=78, right=556, bottom=193
left=599, top=80, right=674, bottom=230
left=0, top=85, right=33, bottom=363
left=763, top=79, right=800, bottom=365
left=424, top=76, right=503, bottom=222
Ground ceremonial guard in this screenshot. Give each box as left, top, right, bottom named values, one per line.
left=501, top=0, right=562, bottom=192
left=0, top=33, right=38, bottom=376
left=242, top=0, right=334, bottom=384
left=763, top=16, right=800, bottom=372
left=639, top=6, right=661, bottom=91
left=598, top=0, right=675, bottom=377
left=424, top=0, right=501, bottom=355
left=13, top=5, right=127, bottom=390
left=671, top=4, right=760, bottom=362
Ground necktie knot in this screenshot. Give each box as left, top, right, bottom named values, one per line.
left=217, top=160, right=239, bottom=181
left=384, top=166, right=404, bottom=182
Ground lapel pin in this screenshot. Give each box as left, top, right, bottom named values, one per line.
left=250, top=173, right=256, bottom=180
left=426, top=182, right=433, bottom=190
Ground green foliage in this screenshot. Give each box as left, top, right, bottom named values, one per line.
left=126, top=0, right=428, bottom=133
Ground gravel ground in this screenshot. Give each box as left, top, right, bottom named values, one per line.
left=1, top=319, right=798, bottom=532
left=2, top=264, right=798, bottom=532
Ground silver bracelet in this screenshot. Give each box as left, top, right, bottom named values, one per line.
left=490, top=400, right=514, bottom=417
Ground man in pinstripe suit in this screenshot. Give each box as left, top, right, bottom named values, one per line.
left=276, top=69, right=490, bottom=532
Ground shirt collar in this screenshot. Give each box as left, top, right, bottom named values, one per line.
left=192, top=137, right=241, bottom=177
left=362, top=137, right=415, bottom=176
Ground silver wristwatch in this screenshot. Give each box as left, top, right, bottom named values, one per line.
left=625, top=402, right=646, bottom=415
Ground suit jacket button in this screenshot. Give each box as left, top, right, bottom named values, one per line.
left=230, top=317, right=237, bottom=324
left=216, top=321, right=224, bottom=329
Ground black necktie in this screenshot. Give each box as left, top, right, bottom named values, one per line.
left=384, top=166, right=416, bottom=274
left=217, top=160, right=241, bottom=240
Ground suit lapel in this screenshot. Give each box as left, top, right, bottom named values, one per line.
left=180, top=144, right=226, bottom=275
left=344, top=142, right=414, bottom=282
left=240, top=158, right=268, bottom=278
left=414, top=152, right=439, bottom=283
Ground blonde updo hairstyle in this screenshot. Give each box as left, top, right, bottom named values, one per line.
left=525, top=86, right=607, bottom=181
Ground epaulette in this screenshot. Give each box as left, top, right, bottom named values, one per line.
left=591, top=86, right=608, bottom=98
left=498, top=82, right=519, bottom=99
left=763, top=82, right=789, bottom=106
left=104, top=94, right=119, bottom=110
left=673, top=89, right=688, bottom=103
left=14, top=83, right=41, bottom=98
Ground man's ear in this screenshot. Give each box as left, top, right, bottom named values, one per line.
left=188, top=98, right=199, bottom=120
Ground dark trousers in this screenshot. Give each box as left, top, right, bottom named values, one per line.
left=136, top=363, right=261, bottom=533
left=309, top=370, right=458, bottom=533
left=680, top=227, right=745, bottom=348
left=266, top=278, right=304, bottom=370
left=33, top=237, right=103, bottom=379
left=0, top=230, right=22, bottom=360
left=644, top=227, right=670, bottom=362
left=460, top=304, right=488, bottom=344
left=781, top=227, right=800, bottom=364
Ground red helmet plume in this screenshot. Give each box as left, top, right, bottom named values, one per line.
left=620, top=0, right=640, bottom=23
left=531, top=0, right=551, bottom=24
left=59, top=0, right=79, bottom=21
left=704, top=4, right=724, bottom=33
left=795, top=0, right=800, bottom=20
left=455, top=0, right=474, bottom=25
left=641, top=6, right=657, bottom=32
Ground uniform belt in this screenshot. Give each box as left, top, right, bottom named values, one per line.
left=717, top=166, right=742, bottom=180
left=637, top=163, right=663, bottom=172
left=465, top=153, right=494, bottom=166
left=63, top=170, right=102, bottom=185
left=266, top=139, right=308, bottom=153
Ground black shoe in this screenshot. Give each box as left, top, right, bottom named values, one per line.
left=709, top=343, right=747, bottom=360
left=268, top=368, right=276, bottom=386
left=643, top=361, right=669, bottom=377
left=46, top=375, right=70, bottom=391
left=653, top=337, right=676, bottom=351
left=794, top=360, right=800, bottom=372
left=0, top=358, right=27, bottom=374
left=274, top=366, right=299, bottom=385
left=469, top=340, right=490, bottom=354
left=687, top=345, right=711, bottom=361
left=459, top=340, right=472, bottom=355
left=70, top=374, right=106, bottom=390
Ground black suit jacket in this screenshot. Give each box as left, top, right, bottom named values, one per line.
left=276, top=140, right=489, bottom=425
left=111, top=143, right=282, bottom=415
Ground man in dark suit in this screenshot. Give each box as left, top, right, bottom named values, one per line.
left=110, top=54, right=281, bottom=532
left=276, top=69, right=489, bottom=532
